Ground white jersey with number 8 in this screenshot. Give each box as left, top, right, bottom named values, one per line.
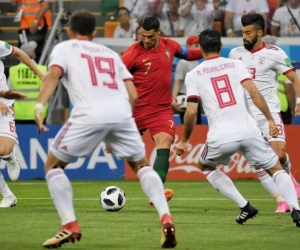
left=185, top=56, right=261, bottom=146
left=49, top=40, right=134, bottom=124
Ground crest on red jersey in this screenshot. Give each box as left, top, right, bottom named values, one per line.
left=165, top=50, right=170, bottom=59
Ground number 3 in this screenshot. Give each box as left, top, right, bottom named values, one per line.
left=81, top=54, right=118, bottom=89
left=249, top=67, right=256, bottom=79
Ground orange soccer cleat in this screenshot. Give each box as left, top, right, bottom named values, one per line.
left=149, top=189, right=174, bottom=207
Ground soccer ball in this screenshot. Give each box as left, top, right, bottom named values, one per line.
left=100, top=186, right=126, bottom=212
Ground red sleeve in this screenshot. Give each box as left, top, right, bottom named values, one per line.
left=168, top=39, right=202, bottom=61
left=121, top=43, right=138, bottom=71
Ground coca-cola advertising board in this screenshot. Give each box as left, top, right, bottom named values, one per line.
left=125, top=125, right=300, bottom=180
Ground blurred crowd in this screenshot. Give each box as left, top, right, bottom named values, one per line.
left=113, top=0, right=300, bottom=39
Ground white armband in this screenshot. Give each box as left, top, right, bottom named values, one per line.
left=35, top=103, right=44, bottom=110
left=296, top=97, right=300, bottom=104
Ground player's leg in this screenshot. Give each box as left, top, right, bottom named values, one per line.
left=0, top=170, right=16, bottom=208
left=0, top=114, right=20, bottom=181
left=43, top=122, right=107, bottom=248
left=254, top=114, right=289, bottom=212
left=198, top=142, right=258, bottom=224
left=105, top=120, right=176, bottom=248
left=241, top=137, right=300, bottom=227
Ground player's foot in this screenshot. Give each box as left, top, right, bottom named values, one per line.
left=275, top=200, right=290, bottom=213
left=290, top=175, right=300, bottom=199
left=149, top=189, right=174, bottom=207
left=160, top=213, right=177, bottom=248
left=291, top=208, right=300, bottom=227
left=235, top=202, right=258, bottom=225
left=7, top=158, right=20, bottom=181
left=43, top=221, right=81, bottom=249
left=0, top=195, right=17, bottom=208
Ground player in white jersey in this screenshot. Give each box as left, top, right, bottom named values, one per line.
left=0, top=40, right=44, bottom=208
left=34, top=11, right=176, bottom=249
left=229, top=13, right=300, bottom=213
left=175, top=29, right=300, bottom=227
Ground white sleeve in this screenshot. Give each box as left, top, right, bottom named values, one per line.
left=115, top=55, right=133, bottom=81
left=271, top=8, right=281, bottom=27
left=258, top=0, right=269, bottom=13
left=0, top=41, right=13, bottom=59
left=225, top=0, right=234, bottom=12
left=185, top=72, right=199, bottom=99
left=228, top=50, right=234, bottom=59
left=274, top=48, right=294, bottom=74
left=48, top=45, right=67, bottom=74
left=236, top=61, right=252, bottom=84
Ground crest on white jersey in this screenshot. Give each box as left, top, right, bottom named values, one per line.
left=259, top=57, right=265, bottom=66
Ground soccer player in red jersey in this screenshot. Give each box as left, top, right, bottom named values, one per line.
left=122, top=16, right=203, bottom=203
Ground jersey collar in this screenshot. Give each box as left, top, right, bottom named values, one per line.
left=249, top=42, right=266, bottom=54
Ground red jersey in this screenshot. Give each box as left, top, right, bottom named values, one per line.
left=122, top=37, right=202, bottom=110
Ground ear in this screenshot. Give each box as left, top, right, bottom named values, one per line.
left=257, top=29, right=263, bottom=38
left=67, top=27, right=72, bottom=38
left=220, top=43, right=223, bottom=51
left=92, top=30, right=97, bottom=39
left=158, top=28, right=162, bottom=36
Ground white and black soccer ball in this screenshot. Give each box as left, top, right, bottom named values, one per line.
left=100, top=186, right=126, bottom=212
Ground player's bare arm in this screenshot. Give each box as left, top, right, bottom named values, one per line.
left=35, top=66, right=62, bottom=133
left=285, top=70, right=300, bottom=115
left=175, top=101, right=198, bottom=156
left=242, top=79, right=278, bottom=137
left=124, top=80, right=138, bottom=111
left=0, top=90, right=26, bottom=100
left=11, top=47, right=45, bottom=81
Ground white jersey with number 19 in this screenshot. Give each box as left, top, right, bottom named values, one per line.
left=185, top=56, right=261, bottom=146
left=229, top=43, right=294, bottom=115
left=49, top=40, right=133, bottom=124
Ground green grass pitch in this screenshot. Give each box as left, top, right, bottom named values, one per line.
left=0, top=180, right=299, bottom=250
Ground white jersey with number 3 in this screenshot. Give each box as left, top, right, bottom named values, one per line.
left=0, top=40, right=14, bottom=107
left=49, top=40, right=133, bottom=124
left=185, top=56, right=261, bottom=146
left=229, top=44, right=294, bottom=115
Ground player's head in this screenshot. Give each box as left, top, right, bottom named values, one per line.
left=68, top=10, right=96, bottom=40
left=140, top=16, right=161, bottom=49
left=199, top=29, right=222, bottom=56
left=116, top=7, right=131, bottom=24
left=241, top=13, right=265, bottom=50
left=186, top=35, right=200, bottom=49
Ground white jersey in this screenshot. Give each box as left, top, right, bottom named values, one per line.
left=185, top=56, right=261, bottom=146
left=49, top=40, right=133, bottom=124
left=0, top=40, right=14, bottom=107
left=229, top=44, right=294, bottom=115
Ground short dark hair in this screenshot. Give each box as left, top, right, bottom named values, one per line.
left=116, top=7, right=130, bottom=17
left=141, top=16, right=160, bottom=31
left=199, top=29, right=221, bottom=53
left=241, top=13, right=265, bottom=31
left=70, top=10, right=96, bottom=36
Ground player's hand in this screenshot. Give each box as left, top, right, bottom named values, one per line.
left=35, top=108, right=49, bottom=134
left=0, top=90, right=26, bottom=100
left=175, top=140, right=189, bottom=156
left=105, top=145, right=113, bottom=153
left=269, top=120, right=279, bottom=138
left=0, top=102, right=10, bottom=115
left=294, top=103, right=300, bottom=116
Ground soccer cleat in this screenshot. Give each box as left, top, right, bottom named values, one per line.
left=235, top=202, right=258, bottom=225
left=160, top=213, right=177, bottom=248
left=0, top=195, right=17, bottom=208
left=149, top=189, right=174, bottom=207
left=290, top=175, right=300, bottom=199
left=43, top=221, right=81, bottom=249
left=275, top=200, right=290, bottom=213
left=7, top=158, right=20, bottom=181
left=291, top=209, right=300, bottom=227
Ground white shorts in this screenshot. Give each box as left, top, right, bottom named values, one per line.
left=50, top=118, right=145, bottom=163
left=254, top=112, right=285, bottom=142
left=199, top=136, right=278, bottom=170
left=0, top=111, right=18, bottom=143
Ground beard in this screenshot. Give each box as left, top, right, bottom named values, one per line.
left=243, top=36, right=258, bottom=50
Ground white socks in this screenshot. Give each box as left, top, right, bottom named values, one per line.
left=255, top=169, right=284, bottom=202
left=273, top=170, right=300, bottom=210
left=0, top=171, right=14, bottom=197
left=137, top=166, right=170, bottom=219
left=282, top=153, right=291, bottom=175
left=203, top=169, right=247, bottom=208
left=46, top=168, right=76, bottom=225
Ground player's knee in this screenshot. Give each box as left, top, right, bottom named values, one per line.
left=127, top=157, right=149, bottom=173
left=276, top=148, right=286, bottom=164
left=0, top=147, right=13, bottom=158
